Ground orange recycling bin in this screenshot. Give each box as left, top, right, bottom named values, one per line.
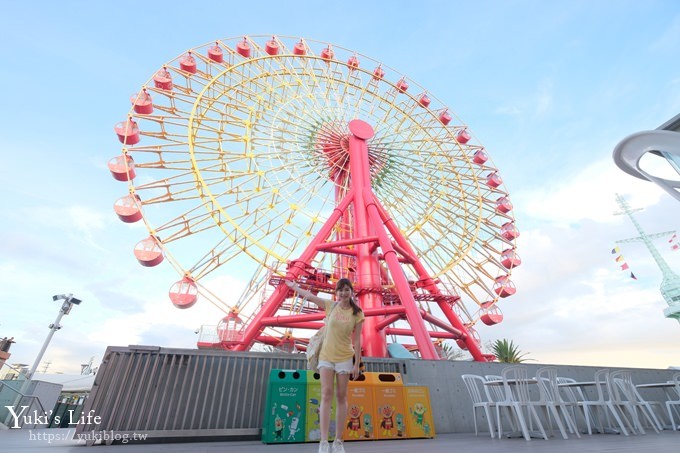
left=342, top=372, right=378, bottom=441
left=305, top=371, right=337, bottom=442
left=373, top=373, right=407, bottom=440
left=404, top=386, right=436, bottom=438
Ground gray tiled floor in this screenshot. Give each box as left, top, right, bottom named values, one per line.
left=1, top=428, right=679, bottom=453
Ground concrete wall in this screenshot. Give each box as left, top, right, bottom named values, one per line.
left=76, top=345, right=678, bottom=441
left=400, top=359, right=677, bottom=434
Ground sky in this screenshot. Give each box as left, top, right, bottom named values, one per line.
left=1, top=0, right=679, bottom=375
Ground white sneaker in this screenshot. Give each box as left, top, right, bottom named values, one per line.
left=332, top=439, right=345, bottom=453
left=319, top=440, right=330, bottom=453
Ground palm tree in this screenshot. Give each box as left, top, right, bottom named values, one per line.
left=490, top=339, right=531, bottom=363
left=439, top=341, right=467, bottom=360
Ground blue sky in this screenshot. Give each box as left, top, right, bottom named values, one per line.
left=1, top=0, right=679, bottom=374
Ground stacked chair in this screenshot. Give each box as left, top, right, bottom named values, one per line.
left=535, top=366, right=581, bottom=439
left=610, top=370, right=663, bottom=434
left=461, top=374, right=497, bottom=438
left=666, top=373, right=680, bottom=430
left=580, top=369, right=633, bottom=435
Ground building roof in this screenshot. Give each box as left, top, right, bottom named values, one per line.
left=32, top=373, right=95, bottom=392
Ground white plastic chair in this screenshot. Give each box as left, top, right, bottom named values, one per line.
left=484, top=375, right=506, bottom=403
left=580, top=369, right=631, bottom=436
left=535, top=366, right=581, bottom=439
left=611, top=370, right=662, bottom=433
left=484, top=374, right=520, bottom=435
left=665, top=373, right=680, bottom=430
left=461, top=374, right=497, bottom=438
left=556, top=376, right=590, bottom=429
left=496, top=365, right=548, bottom=440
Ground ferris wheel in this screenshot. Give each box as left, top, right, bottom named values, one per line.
left=109, top=35, right=520, bottom=361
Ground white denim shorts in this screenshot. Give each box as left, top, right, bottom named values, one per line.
left=318, top=358, right=353, bottom=374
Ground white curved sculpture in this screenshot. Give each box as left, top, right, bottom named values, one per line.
left=613, top=129, right=680, bottom=202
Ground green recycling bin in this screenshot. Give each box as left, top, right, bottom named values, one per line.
left=262, top=369, right=307, bottom=444
left=305, top=370, right=337, bottom=442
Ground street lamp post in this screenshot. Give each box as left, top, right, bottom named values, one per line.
left=27, top=294, right=82, bottom=379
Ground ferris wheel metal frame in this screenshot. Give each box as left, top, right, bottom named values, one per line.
left=109, top=35, right=521, bottom=362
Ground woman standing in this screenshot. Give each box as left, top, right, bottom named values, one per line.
left=285, top=278, right=364, bottom=453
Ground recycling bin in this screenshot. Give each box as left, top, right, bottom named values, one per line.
left=305, top=370, right=337, bottom=442
left=404, top=385, right=436, bottom=438
left=373, top=372, right=407, bottom=440
left=342, top=372, right=378, bottom=441
left=262, top=369, right=307, bottom=444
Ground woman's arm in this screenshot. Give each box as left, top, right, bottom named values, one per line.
left=284, top=280, right=329, bottom=308
left=351, top=321, right=364, bottom=379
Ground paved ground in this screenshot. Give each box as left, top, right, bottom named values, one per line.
left=1, top=428, right=679, bottom=453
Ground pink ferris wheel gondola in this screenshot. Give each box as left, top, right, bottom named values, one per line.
left=480, top=303, right=504, bottom=326
left=500, top=249, right=522, bottom=269
left=169, top=277, right=198, bottom=309
left=113, top=194, right=142, bottom=223
left=107, top=35, right=519, bottom=362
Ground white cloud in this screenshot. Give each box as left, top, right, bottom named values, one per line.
left=515, top=158, right=666, bottom=225
left=535, top=79, right=553, bottom=116
left=494, top=105, right=521, bottom=116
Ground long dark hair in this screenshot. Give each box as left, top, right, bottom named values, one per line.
left=336, top=278, right=362, bottom=316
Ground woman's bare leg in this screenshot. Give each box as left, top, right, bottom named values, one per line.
left=319, top=367, right=335, bottom=441
left=334, top=372, right=350, bottom=440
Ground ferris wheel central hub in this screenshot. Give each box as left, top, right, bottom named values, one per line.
left=315, top=120, right=385, bottom=182
left=349, top=119, right=374, bottom=140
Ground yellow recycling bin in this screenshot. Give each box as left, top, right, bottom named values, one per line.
left=373, top=372, right=407, bottom=439
left=404, top=386, right=435, bottom=438
left=342, top=372, right=378, bottom=441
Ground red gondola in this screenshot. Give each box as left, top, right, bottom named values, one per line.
left=153, top=68, right=173, bottom=90
left=500, top=248, right=521, bottom=269
left=169, top=277, right=198, bottom=309
left=131, top=90, right=153, bottom=115
left=265, top=38, right=279, bottom=55
left=493, top=275, right=516, bottom=298
left=207, top=43, right=223, bottom=63
left=496, top=196, right=513, bottom=213
left=293, top=40, right=306, bottom=55
left=236, top=38, right=251, bottom=58
left=473, top=149, right=488, bottom=164
left=486, top=172, right=502, bottom=188
left=480, top=303, right=504, bottom=326
left=320, top=46, right=334, bottom=61
left=179, top=53, right=197, bottom=74
left=217, top=312, right=244, bottom=343
left=501, top=221, right=520, bottom=240
left=134, top=236, right=163, bottom=267
left=114, top=119, right=140, bottom=145
left=108, top=155, right=136, bottom=181
left=113, top=194, right=142, bottom=223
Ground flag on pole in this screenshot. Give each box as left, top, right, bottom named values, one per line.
left=630, top=272, right=637, bottom=280
left=621, top=263, right=629, bottom=270
left=670, top=233, right=679, bottom=251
